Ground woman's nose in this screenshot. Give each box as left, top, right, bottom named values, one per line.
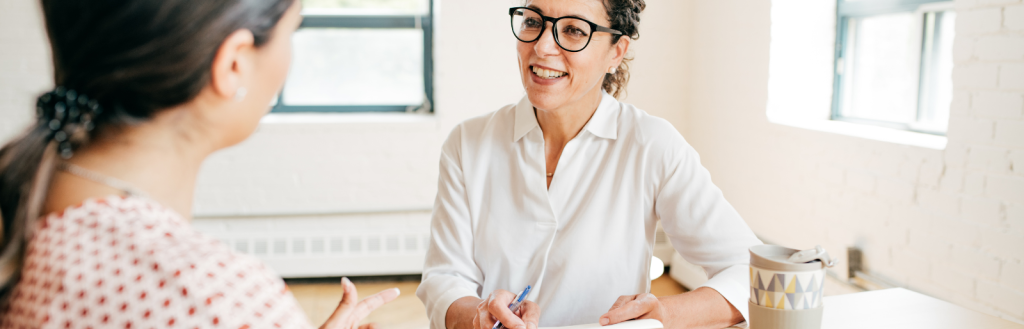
left=534, top=22, right=560, bottom=56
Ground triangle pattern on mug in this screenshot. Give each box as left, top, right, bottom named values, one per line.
left=785, top=275, right=798, bottom=293
left=805, top=276, right=818, bottom=295
left=750, top=268, right=825, bottom=311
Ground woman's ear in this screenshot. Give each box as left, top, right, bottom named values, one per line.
left=209, top=29, right=257, bottom=101
left=610, top=37, right=631, bottom=69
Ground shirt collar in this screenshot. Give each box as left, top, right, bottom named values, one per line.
left=512, top=91, right=619, bottom=142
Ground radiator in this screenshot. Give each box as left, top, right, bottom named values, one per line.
left=192, top=210, right=432, bottom=278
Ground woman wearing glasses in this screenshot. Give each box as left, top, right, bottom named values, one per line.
left=416, top=1, right=761, bottom=329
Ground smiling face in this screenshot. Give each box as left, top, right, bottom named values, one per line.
left=517, top=0, right=628, bottom=112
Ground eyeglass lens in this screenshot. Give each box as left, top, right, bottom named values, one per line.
left=512, top=8, right=593, bottom=52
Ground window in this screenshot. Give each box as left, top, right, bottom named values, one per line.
left=833, top=0, right=955, bottom=135
left=273, top=0, right=433, bottom=113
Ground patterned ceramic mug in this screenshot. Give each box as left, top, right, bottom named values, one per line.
left=749, top=245, right=835, bottom=329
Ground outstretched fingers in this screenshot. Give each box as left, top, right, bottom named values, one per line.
left=320, top=278, right=399, bottom=329
left=352, top=288, right=402, bottom=321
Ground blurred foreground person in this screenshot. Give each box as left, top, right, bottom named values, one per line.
left=0, top=0, right=397, bottom=328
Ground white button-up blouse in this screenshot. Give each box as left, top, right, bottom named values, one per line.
left=416, top=92, right=762, bottom=329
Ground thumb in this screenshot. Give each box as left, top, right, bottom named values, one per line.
left=322, top=277, right=360, bottom=329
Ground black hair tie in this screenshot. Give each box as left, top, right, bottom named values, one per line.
left=36, top=86, right=103, bottom=159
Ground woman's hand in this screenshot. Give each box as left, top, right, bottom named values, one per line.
left=320, top=277, right=401, bottom=329
left=599, top=293, right=665, bottom=326
left=601, top=288, right=744, bottom=329
left=471, top=290, right=541, bottom=329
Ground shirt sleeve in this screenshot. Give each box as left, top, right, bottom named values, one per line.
left=416, top=125, right=484, bottom=329
left=649, top=124, right=762, bottom=327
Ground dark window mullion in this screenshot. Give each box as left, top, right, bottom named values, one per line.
left=273, top=105, right=409, bottom=113
left=300, top=15, right=420, bottom=29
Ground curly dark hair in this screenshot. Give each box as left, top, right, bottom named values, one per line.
left=602, top=0, right=645, bottom=99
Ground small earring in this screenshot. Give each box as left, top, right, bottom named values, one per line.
left=608, top=67, right=617, bottom=74
left=234, top=87, right=248, bottom=102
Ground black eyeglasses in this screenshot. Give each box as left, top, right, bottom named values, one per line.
left=509, top=7, right=623, bottom=53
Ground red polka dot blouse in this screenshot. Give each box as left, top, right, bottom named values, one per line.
left=0, top=196, right=314, bottom=329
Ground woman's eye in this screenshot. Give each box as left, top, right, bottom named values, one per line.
left=563, top=26, right=587, bottom=37
left=524, top=18, right=543, bottom=28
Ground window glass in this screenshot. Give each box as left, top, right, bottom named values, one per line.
left=838, top=12, right=919, bottom=124
left=833, top=1, right=956, bottom=135
left=283, top=28, right=424, bottom=106
left=916, top=10, right=956, bottom=132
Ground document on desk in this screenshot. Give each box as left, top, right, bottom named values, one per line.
left=539, top=319, right=663, bottom=329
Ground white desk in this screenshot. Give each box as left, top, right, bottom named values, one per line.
left=739, top=288, right=1023, bottom=329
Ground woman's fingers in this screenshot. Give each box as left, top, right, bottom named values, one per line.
left=351, top=288, right=402, bottom=321
left=358, top=323, right=380, bottom=329
left=599, top=294, right=653, bottom=326
left=320, top=279, right=399, bottom=329
left=607, top=295, right=635, bottom=312
left=476, top=299, right=493, bottom=329
left=339, top=277, right=360, bottom=310
left=322, top=278, right=360, bottom=329
left=486, top=290, right=525, bottom=329
left=519, top=301, right=541, bottom=329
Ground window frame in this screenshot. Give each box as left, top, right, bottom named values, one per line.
left=831, top=0, right=953, bottom=135
left=272, top=1, right=434, bottom=113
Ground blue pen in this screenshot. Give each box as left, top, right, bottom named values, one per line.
left=492, top=285, right=532, bottom=329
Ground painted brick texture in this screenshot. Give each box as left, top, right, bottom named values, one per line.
left=687, top=0, right=1024, bottom=325
left=857, top=0, right=1024, bottom=321
left=850, top=0, right=1024, bottom=321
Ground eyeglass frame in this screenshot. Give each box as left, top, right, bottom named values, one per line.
left=508, top=7, right=624, bottom=53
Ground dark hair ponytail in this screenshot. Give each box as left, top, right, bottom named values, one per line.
left=0, top=0, right=294, bottom=303
left=602, top=0, right=645, bottom=99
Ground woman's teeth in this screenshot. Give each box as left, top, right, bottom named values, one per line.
left=532, top=66, right=567, bottom=79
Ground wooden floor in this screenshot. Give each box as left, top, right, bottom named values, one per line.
left=288, top=275, right=687, bottom=329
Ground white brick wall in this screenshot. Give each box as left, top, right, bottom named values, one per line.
left=688, top=0, right=1024, bottom=324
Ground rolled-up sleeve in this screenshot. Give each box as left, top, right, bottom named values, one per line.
left=417, top=126, right=483, bottom=329
left=652, top=132, right=762, bottom=327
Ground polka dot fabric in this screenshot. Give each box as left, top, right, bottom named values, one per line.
left=0, top=196, right=314, bottom=329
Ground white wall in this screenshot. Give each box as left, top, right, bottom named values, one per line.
left=678, top=0, right=1024, bottom=323
left=0, top=0, right=51, bottom=143
left=0, top=0, right=691, bottom=276
left=193, top=0, right=690, bottom=218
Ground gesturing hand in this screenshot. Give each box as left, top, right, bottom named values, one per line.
left=320, top=277, right=401, bottom=329
left=599, top=293, right=665, bottom=326
left=473, top=289, right=541, bottom=329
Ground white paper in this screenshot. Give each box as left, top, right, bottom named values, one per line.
left=539, top=319, right=664, bottom=329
